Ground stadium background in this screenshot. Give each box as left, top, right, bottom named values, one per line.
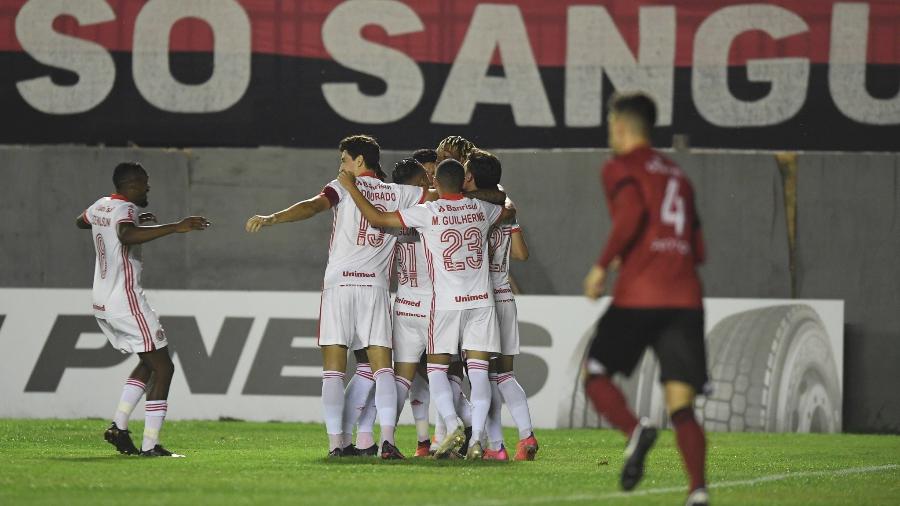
left=0, top=0, right=898, bottom=434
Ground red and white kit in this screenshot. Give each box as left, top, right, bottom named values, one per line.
left=392, top=227, right=433, bottom=363
left=82, top=194, right=166, bottom=354
left=318, top=172, right=425, bottom=349
left=488, top=221, right=522, bottom=355
left=398, top=194, right=503, bottom=354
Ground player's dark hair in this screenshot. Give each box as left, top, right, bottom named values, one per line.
left=437, top=135, right=475, bottom=162
left=392, top=158, right=426, bottom=185
left=465, top=149, right=502, bottom=190
left=339, top=134, right=386, bottom=180
left=112, top=162, right=147, bottom=190
left=609, top=92, right=657, bottom=137
left=435, top=159, right=465, bottom=193
left=411, top=148, right=437, bottom=165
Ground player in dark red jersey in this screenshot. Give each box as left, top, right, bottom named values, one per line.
left=583, top=92, right=709, bottom=506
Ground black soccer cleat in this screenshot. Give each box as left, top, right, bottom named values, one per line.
left=140, top=444, right=184, bottom=458
left=104, top=422, right=139, bottom=455
left=380, top=441, right=405, bottom=460
left=357, top=444, right=378, bottom=457
left=620, top=421, right=658, bottom=491
left=327, top=447, right=343, bottom=459
left=460, top=426, right=473, bottom=455
left=341, top=444, right=361, bottom=457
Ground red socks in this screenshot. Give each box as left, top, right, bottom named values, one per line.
left=671, top=407, right=707, bottom=491
left=584, top=375, right=638, bottom=436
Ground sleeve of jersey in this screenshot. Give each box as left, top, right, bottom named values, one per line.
left=398, top=205, right=429, bottom=229
left=486, top=202, right=503, bottom=225
left=596, top=182, right=645, bottom=269
left=81, top=209, right=90, bottom=224
left=320, top=182, right=341, bottom=208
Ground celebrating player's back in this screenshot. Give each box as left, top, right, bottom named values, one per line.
left=77, top=161, right=210, bottom=458
left=336, top=159, right=515, bottom=460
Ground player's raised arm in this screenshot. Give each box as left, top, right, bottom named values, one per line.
left=245, top=194, right=331, bottom=233
left=337, top=170, right=404, bottom=229
left=118, top=216, right=211, bottom=245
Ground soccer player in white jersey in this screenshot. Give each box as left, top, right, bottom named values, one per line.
left=76, top=162, right=210, bottom=457
left=388, top=159, right=436, bottom=456
left=337, top=159, right=515, bottom=460
left=245, top=135, right=426, bottom=459
left=463, top=149, right=539, bottom=461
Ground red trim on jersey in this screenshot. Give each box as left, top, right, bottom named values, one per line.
left=441, top=193, right=464, bottom=201
left=109, top=193, right=129, bottom=201
left=81, top=210, right=90, bottom=224
left=417, top=188, right=426, bottom=205
left=122, top=245, right=153, bottom=352
left=359, top=170, right=377, bottom=178
left=321, top=186, right=339, bottom=208
left=396, top=211, right=407, bottom=228
left=422, top=236, right=437, bottom=355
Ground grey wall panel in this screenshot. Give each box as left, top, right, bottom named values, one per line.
left=673, top=152, right=792, bottom=299
left=795, top=153, right=900, bottom=433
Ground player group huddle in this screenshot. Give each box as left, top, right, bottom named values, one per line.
left=77, top=93, right=710, bottom=505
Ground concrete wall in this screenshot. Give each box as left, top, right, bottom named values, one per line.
left=0, top=144, right=897, bottom=433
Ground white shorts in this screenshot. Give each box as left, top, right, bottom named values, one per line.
left=429, top=307, right=500, bottom=355
left=96, top=311, right=167, bottom=355
left=495, top=295, right=520, bottom=355
left=318, top=286, right=392, bottom=350
left=392, top=293, right=431, bottom=363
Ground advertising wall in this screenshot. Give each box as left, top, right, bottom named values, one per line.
left=0, top=289, right=843, bottom=433
left=1, top=0, right=897, bottom=150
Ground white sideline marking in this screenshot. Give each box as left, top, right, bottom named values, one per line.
left=455, top=464, right=899, bottom=505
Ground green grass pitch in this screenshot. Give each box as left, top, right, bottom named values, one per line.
left=1, top=419, right=898, bottom=505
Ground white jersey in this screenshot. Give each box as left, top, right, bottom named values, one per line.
left=394, top=227, right=432, bottom=298
left=320, top=173, right=424, bottom=289
left=82, top=195, right=153, bottom=320
left=398, top=195, right=503, bottom=310
left=488, top=221, right=520, bottom=295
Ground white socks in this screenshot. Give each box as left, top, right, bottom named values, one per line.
left=373, top=367, right=398, bottom=445
left=410, top=374, right=431, bottom=442
left=449, top=374, right=474, bottom=428
left=342, top=363, right=374, bottom=446
left=355, top=390, right=377, bottom=449
left=498, top=372, right=534, bottom=440
left=141, top=400, right=167, bottom=452
left=322, top=370, right=346, bottom=450
left=487, top=372, right=505, bottom=450
left=426, top=363, right=460, bottom=434
left=466, top=359, right=491, bottom=444
left=394, top=375, right=412, bottom=420
left=114, top=378, right=146, bottom=430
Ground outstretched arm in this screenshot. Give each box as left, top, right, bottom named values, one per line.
left=337, top=170, right=404, bottom=229
left=465, top=187, right=506, bottom=205
left=245, top=194, right=331, bottom=233
left=118, top=217, right=211, bottom=246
